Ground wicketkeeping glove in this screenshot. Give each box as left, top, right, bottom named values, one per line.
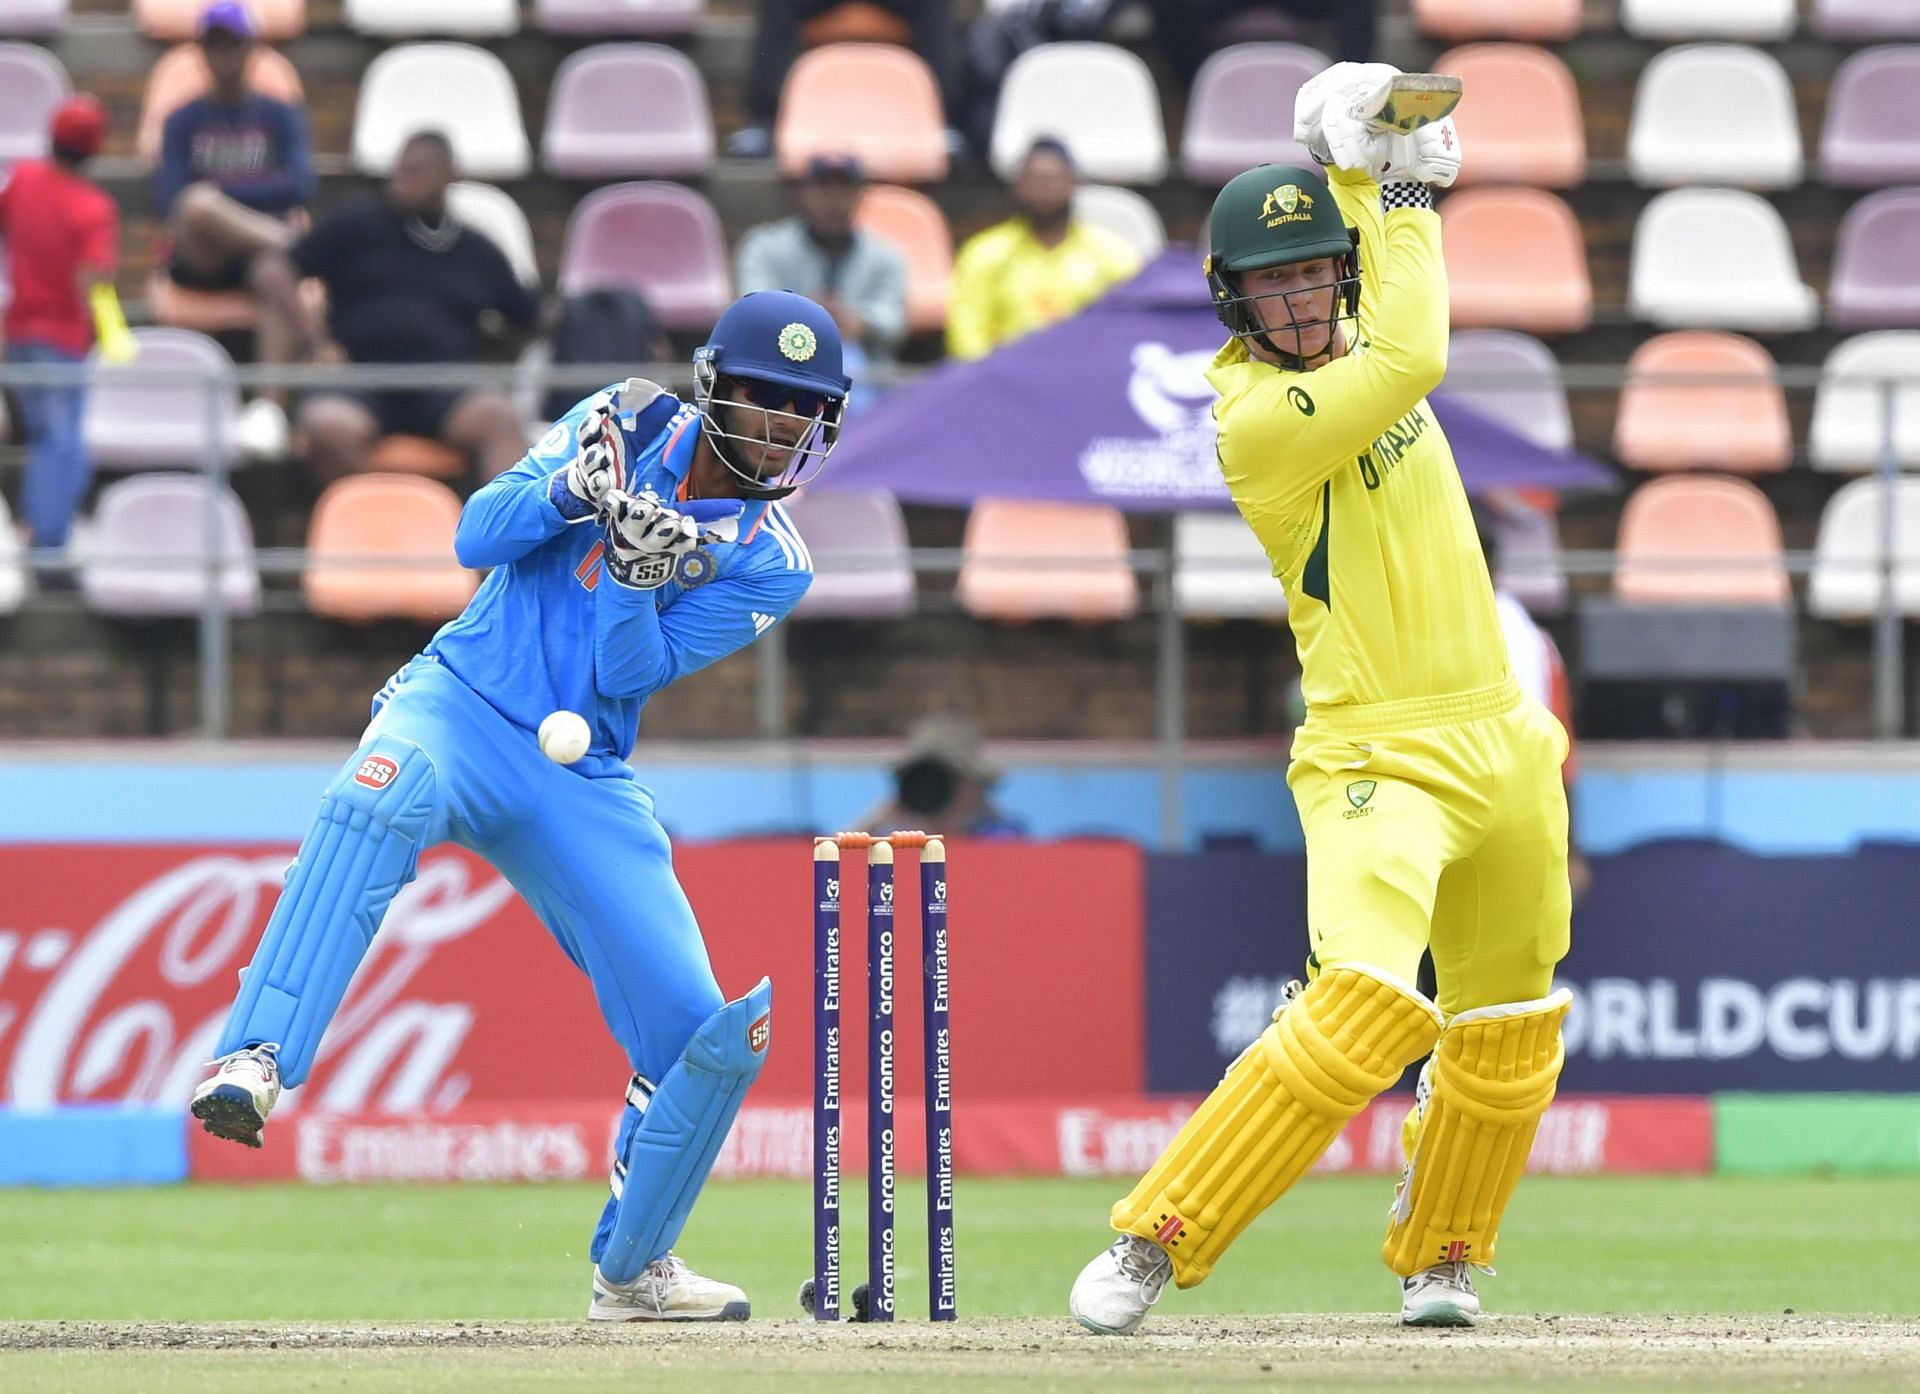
left=603, top=489, right=703, bottom=590
left=548, top=398, right=628, bottom=523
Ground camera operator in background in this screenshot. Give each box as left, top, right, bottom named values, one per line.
left=859, top=714, right=1025, bottom=839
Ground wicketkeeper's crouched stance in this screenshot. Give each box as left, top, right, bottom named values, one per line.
left=189, top=291, right=852, bottom=1322
left=1071, top=63, right=1574, bottom=1334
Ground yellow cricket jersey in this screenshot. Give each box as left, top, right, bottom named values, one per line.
left=946, top=217, right=1141, bottom=360
left=1207, top=167, right=1508, bottom=713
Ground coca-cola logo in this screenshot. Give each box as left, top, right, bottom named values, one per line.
left=0, top=850, right=518, bottom=1113
left=355, top=756, right=399, bottom=790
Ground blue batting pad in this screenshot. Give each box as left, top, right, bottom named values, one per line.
left=215, top=736, right=439, bottom=1085
left=596, top=977, right=772, bottom=1282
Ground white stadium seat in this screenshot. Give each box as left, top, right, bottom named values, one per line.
left=1173, top=512, right=1288, bottom=620
left=1628, top=44, right=1803, bottom=189
left=353, top=43, right=531, bottom=178
left=344, top=0, right=518, bottom=36
left=1073, top=184, right=1165, bottom=262
left=1621, top=0, right=1795, bottom=41
left=1629, top=188, right=1818, bottom=331
left=1809, top=476, right=1920, bottom=618
left=1810, top=332, right=1920, bottom=472
left=446, top=181, right=539, bottom=287
left=990, top=43, right=1168, bottom=184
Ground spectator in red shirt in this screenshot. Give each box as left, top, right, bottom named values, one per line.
left=0, top=95, right=119, bottom=552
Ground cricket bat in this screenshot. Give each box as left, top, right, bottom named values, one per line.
left=1358, top=73, right=1464, bottom=133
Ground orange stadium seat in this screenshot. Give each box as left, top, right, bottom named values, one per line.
left=138, top=43, right=303, bottom=166
left=1613, top=332, right=1792, bottom=474
left=366, top=434, right=468, bottom=480
left=135, top=0, right=303, bottom=41
left=1411, top=0, right=1578, bottom=43
left=1439, top=188, right=1592, bottom=334
left=777, top=43, right=948, bottom=184
left=854, top=184, right=952, bottom=333
left=957, top=499, right=1139, bottom=622
left=1434, top=44, right=1584, bottom=188
left=303, top=475, right=477, bottom=624
left=798, top=1, right=911, bottom=46
left=1613, top=476, right=1790, bottom=606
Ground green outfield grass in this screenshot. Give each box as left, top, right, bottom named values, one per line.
left=1, top=1174, right=1915, bottom=1321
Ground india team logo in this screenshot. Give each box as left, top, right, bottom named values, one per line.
left=778, top=322, right=818, bottom=362
left=674, top=548, right=717, bottom=588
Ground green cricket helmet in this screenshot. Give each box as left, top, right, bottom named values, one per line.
left=1205, top=163, right=1361, bottom=368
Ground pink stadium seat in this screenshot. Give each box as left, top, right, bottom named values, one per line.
left=1440, top=188, right=1592, bottom=334
left=559, top=182, right=731, bottom=330
left=1820, top=47, right=1920, bottom=187
left=1814, top=0, right=1920, bottom=40
left=81, top=329, right=242, bottom=471
left=853, top=184, right=952, bottom=334
left=1613, top=332, right=1792, bottom=475
left=957, top=499, right=1138, bottom=622
left=543, top=44, right=714, bottom=179
left=1443, top=329, right=1573, bottom=452
left=1435, top=44, right=1585, bottom=188
left=81, top=474, right=260, bottom=618
left=535, top=0, right=705, bottom=34
left=1412, top=0, right=1578, bottom=42
left=777, top=43, right=948, bottom=183
left=782, top=488, right=915, bottom=618
left=303, top=475, right=477, bottom=623
left=1613, top=475, right=1790, bottom=606
left=1181, top=43, right=1325, bottom=184
left=1829, top=188, right=1920, bottom=329
left=0, top=0, right=67, bottom=37
left=0, top=43, right=67, bottom=164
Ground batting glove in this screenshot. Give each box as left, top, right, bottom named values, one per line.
left=1405, top=116, right=1462, bottom=189
left=1295, top=61, right=1402, bottom=165
left=1321, top=98, right=1395, bottom=178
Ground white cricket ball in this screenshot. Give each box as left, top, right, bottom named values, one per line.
left=538, top=710, right=592, bottom=765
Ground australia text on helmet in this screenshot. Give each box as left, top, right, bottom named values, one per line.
left=0, top=852, right=513, bottom=1111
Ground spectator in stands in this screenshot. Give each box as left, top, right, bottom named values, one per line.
left=735, top=153, right=909, bottom=373
left=1476, top=497, right=1591, bottom=902
left=1145, top=0, right=1378, bottom=87
left=859, top=714, right=1026, bottom=839
left=727, top=0, right=961, bottom=159
left=250, top=130, right=538, bottom=484
left=947, top=137, right=1139, bottom=360
left=0, top=95, right=118, bottom=556
left=154, top=0, right=316, bottom=458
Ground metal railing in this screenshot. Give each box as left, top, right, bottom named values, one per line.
left=1, top=360, right=1913, bottom=784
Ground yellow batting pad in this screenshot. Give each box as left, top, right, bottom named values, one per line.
left=1382, top=989, right=1572, bottom=1277
left=1113, top=966, right=1443, bottom=1288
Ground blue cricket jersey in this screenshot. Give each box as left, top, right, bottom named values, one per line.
left=410, top=380, right=814, bottom=779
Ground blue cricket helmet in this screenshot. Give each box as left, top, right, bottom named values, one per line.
left=692, top=290, right=852, bottom=500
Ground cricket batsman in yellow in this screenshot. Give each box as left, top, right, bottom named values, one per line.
left=1071, top=62, right=1573, bottom=1333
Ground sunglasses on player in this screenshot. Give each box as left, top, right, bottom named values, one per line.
left=732, top=378, right=830, bottom=417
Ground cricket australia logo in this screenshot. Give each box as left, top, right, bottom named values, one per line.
left=1344, top=780, right=1377, bottom=819
left=1260, top=183, right=1314, bottom=228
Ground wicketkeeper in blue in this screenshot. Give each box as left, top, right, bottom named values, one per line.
left=192, top=290, right=850, bottom=1322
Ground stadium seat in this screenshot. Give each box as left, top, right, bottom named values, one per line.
left=777, top=43, right=948, bottom=183
left=447, top=180, right=539, bottom=287
left=0, top=43, right=67, bottom=165
left=1627, top=45, right=1802, bottom=189
left=990, top=43, right=1168, bottom=184
left=1172, top=512, right=1286, bottom=620
left=1443, top=330, right=1574, bottom=453
left=354, top=44, right=530, bottom=178
left=783, top=488, right=915, bottom=618
left=853, top=184, right=952, bottom=334
left=0, top=0, right=68, bottom=38
left=1435, top=44, right=1583, bottom=189
left=366, top=434, right=468, bottom=480
left=138, top=42, right=303, bottom=166
left=1810, top=332, right=1920, bottom=472
left=303, top=475, right=476, bottom=624
left=534, top=0, right=704, bottom=34
left=957, top=499, right=1139, bottom=621
left=1814, top=0, right=1920, bottom=40
left=1439, top=188, right=1592, bottom=334
left=1808, top=476, right=1920, bottom=617
left=1487, top=498, right=1568, bottom=617
left=798, top=1, right=911, bottom=45
left=1181, top=43, right=1326, bottom=184
left=1821, top=48, right=1920, bottom=187
left=136, top=0, right=303, bottom=40
left=1629, top=189, right=1818, bottom=332
left=1613, top=475, right=1789, bottom=606
left=345, top=0, right=518, bottom=36
left=1613, top=332, right=1791, bottom=474
left=1829, top=188, right=1920, bottom=330
left=1621, top=0, right=1795, bottom=40
left=1411, top=0, right=1579, bottom=43
left=559, top=182, right=730, bottom=331
left=544, top=44, right=714, bottom=179
left=81, top=329, right=242, bottom=471
left=0, top=491, right=25, bottom=616
left=79, top=474, right=260, bottom=618
left=1073, top=184, right=1166, bottom=262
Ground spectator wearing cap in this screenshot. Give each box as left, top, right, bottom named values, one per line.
left=248, top=130, right=539, bottom=484
left=154, top=0, right=316, bottom=456
left=0, top=95, right=118, bottom=554
left=946, top=137, right=1138, bottom=361
left=857, top=714, right=1026, bottom=839
left=734, top=153, right=909, bottom=373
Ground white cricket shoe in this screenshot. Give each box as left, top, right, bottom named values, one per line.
left=190, top=1043, right=281, bottom=1149
left=1070, top=1234, right=1172, bottom=1336
left=1400, top=1260, right=1482, bottom=1327
left=589, top=1254, right=750, bottom=1322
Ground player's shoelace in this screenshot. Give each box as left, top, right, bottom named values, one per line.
left=1114, top=1237, right=1171, bottom=1305
left=205, top=1041, right=278, bottom=1077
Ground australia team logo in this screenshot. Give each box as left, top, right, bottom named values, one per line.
left=1344, top=780, right=1377, bottom=819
